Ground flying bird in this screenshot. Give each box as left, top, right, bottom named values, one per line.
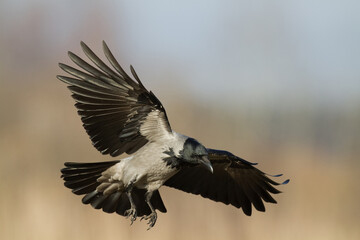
left=59, top=41, right=289, bottom=229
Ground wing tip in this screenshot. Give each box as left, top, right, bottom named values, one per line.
left=239, top=158, right=258, bottom=165
left=58, top=62, right=66, bottom=69
left=242, top=207, right=252, bottom=216
left=80, top=41, right=91, bottom=54
left=67, top=51, right=77, bottom=60
left=282, top=179, right=290, bottom=185
left=56, top=75, right=63, bottom=81
left=269, top=173, right=283, bottom=177
left=102, top=40, right=108, bottom=49
left=265, top=173, right=290, bottom=185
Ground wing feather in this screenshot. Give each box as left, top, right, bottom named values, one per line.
left=165, top=148, right=288, bottom=215
left=58, top=41, right=172, bottom=156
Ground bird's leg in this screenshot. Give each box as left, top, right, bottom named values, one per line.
left=140, top=191, right=157, bottom=230
left=124, top=181, right=137, bottom=225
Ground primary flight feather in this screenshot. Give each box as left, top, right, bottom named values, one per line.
left=59, top=41, right=289, bottom=229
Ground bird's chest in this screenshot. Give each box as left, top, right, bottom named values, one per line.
left=143, top=158, right=178, bottom=181
left=121, top=148, right=179, bottom=189
left=128, top=157, right=178, bottom=191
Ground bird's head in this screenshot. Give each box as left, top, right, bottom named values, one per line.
left=181, top=138, right=213, bottom=173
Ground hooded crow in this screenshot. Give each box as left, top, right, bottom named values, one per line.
left=59, top=41, right=289, bottom=229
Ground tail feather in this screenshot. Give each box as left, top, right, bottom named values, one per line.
left=62, top=171, right=101, bottom=182
left=61, top=161, right=119, bottom=176
left=61, top=161, right=167, bottom=217
left=72, top=182, right=99, bottom=195
left=102, top=191, right=122, bottom=213
left=64, top=175, right=99, bottom=189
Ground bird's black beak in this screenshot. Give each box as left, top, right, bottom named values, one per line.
left=200, top=156, right=213, bottom=173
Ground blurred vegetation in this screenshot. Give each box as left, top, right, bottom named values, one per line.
left=0, top=70, right=359, bottom=240
left=1, top=1, right=360, bottom=239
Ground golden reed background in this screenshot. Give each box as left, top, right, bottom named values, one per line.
left=0, top=78, right=359, bottom=240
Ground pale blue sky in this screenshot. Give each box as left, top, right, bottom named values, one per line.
left=1, top=0, right=359, bottom=108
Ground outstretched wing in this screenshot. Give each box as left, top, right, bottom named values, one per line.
left=164, top=148, right=289, bottom=216
left=57, top=41, right=172, bottom=157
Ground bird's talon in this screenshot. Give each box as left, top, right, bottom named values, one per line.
left=124, top=208, right=137, bottom=224
left=144, top=212, right=157, bottom=230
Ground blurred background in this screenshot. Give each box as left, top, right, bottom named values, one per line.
left=0, top=0, right=359, bottom=239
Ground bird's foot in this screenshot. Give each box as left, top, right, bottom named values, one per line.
left=124, top=208, right=137, bottom=225
left=141, top=211, right=157, bottom=230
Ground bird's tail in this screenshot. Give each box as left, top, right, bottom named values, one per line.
left=61, top=161, right=167, bottom=216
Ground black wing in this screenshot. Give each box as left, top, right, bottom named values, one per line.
left=57, top=41, right=172, bottom=156
left=165, top=148, right=289, bottom=216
